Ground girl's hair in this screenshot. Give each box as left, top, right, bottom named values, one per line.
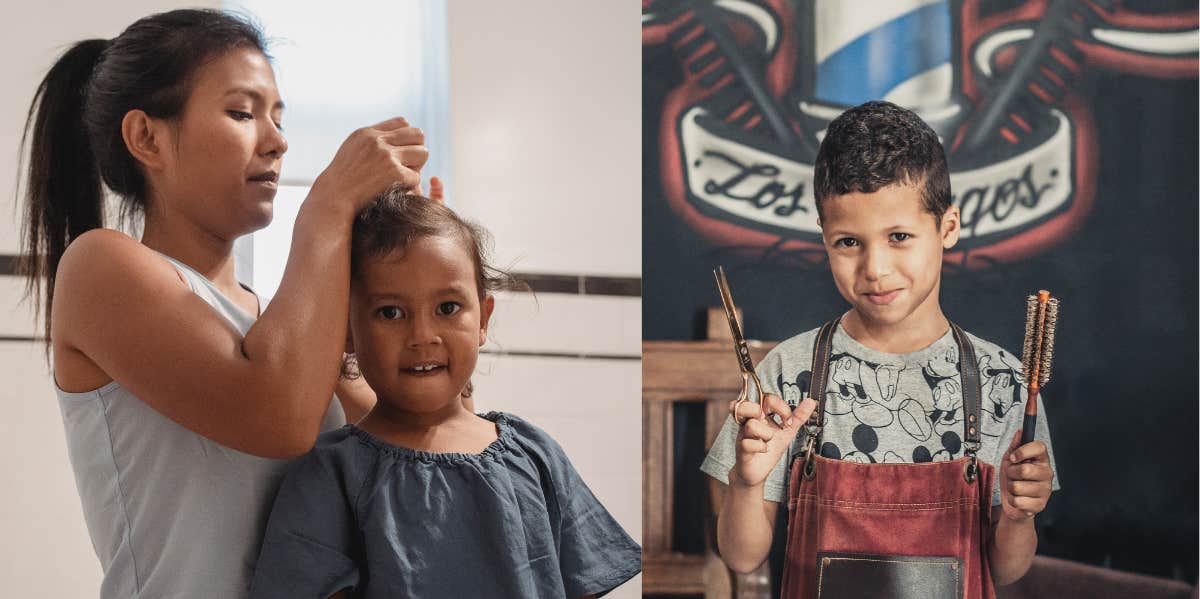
left=340, top=189, right=525, bottom=396
left=18, top=9, right=268, bottom=343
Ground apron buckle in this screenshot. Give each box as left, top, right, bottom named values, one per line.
left=963, top=455, right=979, bottom=483
left=801, top=429, right=819, bottom=480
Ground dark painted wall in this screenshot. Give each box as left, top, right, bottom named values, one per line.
left=643, top=0, right=1198, bottom=584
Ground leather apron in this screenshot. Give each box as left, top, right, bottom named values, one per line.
left=780, top=319, right=996, bottom=599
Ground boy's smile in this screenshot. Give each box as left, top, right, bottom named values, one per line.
left=821, top=181, right=960, bottom=351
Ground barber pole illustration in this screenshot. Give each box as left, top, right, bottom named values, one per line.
left=643, top=0, right=1198, bottom=269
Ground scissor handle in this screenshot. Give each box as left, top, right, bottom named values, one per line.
left=746, top=371, right=764, bottom=404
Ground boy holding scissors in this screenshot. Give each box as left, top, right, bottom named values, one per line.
left=700, top=101, right=1060, bottom=597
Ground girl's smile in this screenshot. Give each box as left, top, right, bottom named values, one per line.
left=348, top=234, right=494, bottom=415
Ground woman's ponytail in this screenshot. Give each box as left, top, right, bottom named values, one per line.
left=19, top=38, right=110, bottom=344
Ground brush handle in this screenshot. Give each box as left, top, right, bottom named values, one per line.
left=1021, top=414, right=1037, bottom=446
left=1021, top=385, right=1040, bottom=447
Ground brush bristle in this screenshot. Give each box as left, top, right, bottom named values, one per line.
left=1021, top=295, right=1038, bottom=383
left=1038, top=298, right=1059, bottom=385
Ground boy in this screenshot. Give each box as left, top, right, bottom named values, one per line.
left=700, top=101, right=1059, bottom=595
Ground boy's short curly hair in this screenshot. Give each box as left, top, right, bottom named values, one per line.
left=340, top=188, right=524, bottom=393
left=812, top=100, right=951, bottom=222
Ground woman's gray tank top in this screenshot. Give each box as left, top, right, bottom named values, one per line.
left=54, top=253, right=346, bottom=598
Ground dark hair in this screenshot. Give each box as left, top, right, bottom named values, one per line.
left=340, top=189, right=524, bottom=394
left=812, top=100, right=951, bottom=222
left=18, top=9, right=268, bottom=344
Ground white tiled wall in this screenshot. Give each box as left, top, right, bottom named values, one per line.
left=486, top=291, right=641, bottom=357
left=0, top=342, right=100, bottom=590
left=0, top=276, right=38, bottom=338
left=2, top=3, right=221, bottom=595
left=448, top=0, right=642, bottom=278
left=2, top=1, right=642, bottom=597
left=449, top=2, right=643, bottom=595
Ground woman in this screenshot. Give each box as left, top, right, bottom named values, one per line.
left=21, top=9, right=430, bottom=597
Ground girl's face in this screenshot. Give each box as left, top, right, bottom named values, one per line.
left=348, top=235, right=494, bottom=413
left=156, top=47, right=287, bottom=237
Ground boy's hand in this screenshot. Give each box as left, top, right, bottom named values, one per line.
left=998, top=429, right=1054, bottom=522
left=730, top=394, right=817, bottom=489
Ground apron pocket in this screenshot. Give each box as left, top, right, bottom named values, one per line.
left=816, top=552, right=962, bottom=599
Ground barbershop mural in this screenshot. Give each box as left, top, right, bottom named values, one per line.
left=644, top=0, right=1198, bottom=584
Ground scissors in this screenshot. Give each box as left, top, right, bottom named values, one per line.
left=713, top=266, right=766, bottom=426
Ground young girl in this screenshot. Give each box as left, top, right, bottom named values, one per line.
left=249, top=191, right=642, bottom=598
left=23, top=9, right=431, bottom=597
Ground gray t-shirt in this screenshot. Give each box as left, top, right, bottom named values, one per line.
left=700, top=322, right=1060, bottom=506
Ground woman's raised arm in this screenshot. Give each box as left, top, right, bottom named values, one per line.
left=53, top=120, right=428, bottom=458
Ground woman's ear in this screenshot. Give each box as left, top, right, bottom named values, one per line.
left=478, top=295, right=495, bottom=346
left=121, top=109, right=170, bottom=172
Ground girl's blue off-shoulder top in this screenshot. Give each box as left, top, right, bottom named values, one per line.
left=250, top=412, right=641, bottom=598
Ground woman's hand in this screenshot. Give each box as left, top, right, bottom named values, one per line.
left=310, top=117, right=429, bottom=215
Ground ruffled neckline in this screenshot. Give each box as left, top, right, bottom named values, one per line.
left=346, top=411, right=513, bottom=466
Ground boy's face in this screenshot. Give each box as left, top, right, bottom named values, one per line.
left=820, top=181, right=959, bottom=330
left=348, top=235, right=493, bottom=413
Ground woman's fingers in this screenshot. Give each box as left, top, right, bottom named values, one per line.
left=391, top=145, right=429, bottom=173
left=370, top=116, right=410, bottom=131
left=379, top=126, right=425, bottom=147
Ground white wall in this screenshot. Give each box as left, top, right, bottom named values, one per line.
left=448, top=2, right=643, bottom=596
left=448, top=1, right=641, bottom=277
left=0, top=3, right=221, bottom=594
left=1, top=1, right=643, bottom=596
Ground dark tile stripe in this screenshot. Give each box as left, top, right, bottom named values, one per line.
left=582, top=276, right=641, bottom=297
left=512, top=273, right=580, bottom=294
left=479, top=349, right=640, bottom=361
left=0, top=336, right=639, bottom=361
left=513, top=272, right=641, bottom=297
left=0, top=255, right=20, bottom=277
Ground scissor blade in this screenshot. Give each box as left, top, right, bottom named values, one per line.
left=713, top=267, right=745, bottom=341
left=713, top=267, right=755, bottom=374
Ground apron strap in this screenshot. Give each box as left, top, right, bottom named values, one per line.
left=789, top=318, right=984, bottom=472
left=788, top=317, right=840, bottom=465
left=806, top=317, right=841, bottom=429
left=949, top=322, right=983, bottom=453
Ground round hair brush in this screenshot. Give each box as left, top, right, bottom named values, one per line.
left=1020, top=290, right=1060, bottom=446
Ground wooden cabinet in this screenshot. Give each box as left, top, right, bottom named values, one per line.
left=642, top=338, right=776, bottom=599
